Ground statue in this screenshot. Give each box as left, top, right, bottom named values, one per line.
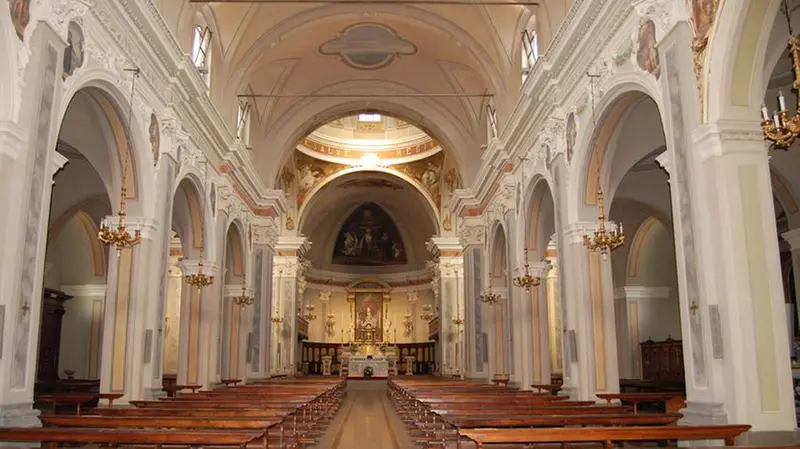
left=362, top=306, right=377, bottom=328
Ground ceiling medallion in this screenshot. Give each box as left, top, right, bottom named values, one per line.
left=319, top=23, right=417, bottom=70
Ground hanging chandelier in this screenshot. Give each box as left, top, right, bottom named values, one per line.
left=583, top=188, right=624, bottom=255
left=479, top=288, right=502, bottom=306
left=420, top=304, right=435, bottom=321
left=185, top=161, right=214, bottom=288
left=233, top=286, right=254, bottom=307
left=762, top=0, right=800, bottom=149
left=185, top=251, right=214, bottom=288
left=303, top=304, right=317, bottom=321
left=325, top=313, right=336, bottom=336
left=513, top=247, right=541, bottom=292
left=403, top=312, right=414, bottom=335
left=98, top=68, right=142, bottom=255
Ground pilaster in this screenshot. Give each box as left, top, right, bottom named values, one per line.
left=782, top=229, right=800, bottom=349
left=176, top=259, right=220, bottom=388
left=222, top=284, right=250, bottom=382
left=681, top=120, right=795, bottom=434
left=524, top=261, right=551, bottom=386
left=270, top=237, right=309, bottom=375
left=559, top=222, right=620, bottom=401
left=428, top=237, right=466, bottom=377
left=613, top=286, right=670, bottom=379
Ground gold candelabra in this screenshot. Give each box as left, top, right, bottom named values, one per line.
left=325, top=313, right=336, bottom=337
left=420, top=304, right=435, bottom=321
left=513, top=247, right=541, bottom=292
left=303, top=304, right=317, bottom=321
left=403, top=312, right=414, bottom=336
left=762, top=2, right=800, bottom=149
left=233, top=286, right=254, bottom=307
left=98, top=68, right=142, bottom=255
left=185, top=250, right=214, bottom=288
left=479, top=288, right=502, bottom=306
left=583, top=188, right=624, bottom=255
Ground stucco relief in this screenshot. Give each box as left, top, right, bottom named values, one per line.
left=319, top=23, right=417, bottom=70
left=395, top=151, right=444, bottom=208
left=294, top=150, right=347, bottom=207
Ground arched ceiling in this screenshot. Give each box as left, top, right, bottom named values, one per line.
left=156, top=0, right=577, bottom=186
left=300, top=170, right=438, bottom=274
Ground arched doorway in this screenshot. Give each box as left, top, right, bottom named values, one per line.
left=487, top=223, right=510, bottom=383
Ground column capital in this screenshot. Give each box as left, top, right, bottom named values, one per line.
left=782, top=229, right=800, bottom=251
left=427, top=236, right=464, bottom=257
left=613, top=286, right=670, bottom=301
left=224, top=284, right=252, bottom=298
left=52, top=151, right=69, bottom=180
left=655, top=150, right=670, bottom=176
left=179, top=259, right=220, bottom=276
left=61, top=284, right=107, bottom=297
left=274, top=236, right=310, bottom=257
left=692, top=120, right=769, bottom=162
left=0, top=120, right=26, bottom=161
left=562, top=221, right=605, bottom=245
left=101, top=216, right=160, bottom=240
left=523, top=261, right=550, bottom=278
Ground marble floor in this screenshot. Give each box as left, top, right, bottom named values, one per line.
left=314, top=380, right=415, bottom=449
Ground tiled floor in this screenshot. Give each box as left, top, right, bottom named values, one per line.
left=315, top=380, right=414, bottom=449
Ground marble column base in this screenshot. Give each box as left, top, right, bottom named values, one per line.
left=0, top=402, right=41, bottom=428
left=677, top=401, right=728, bottom=447
left=144, top=387, right=167, bottom=399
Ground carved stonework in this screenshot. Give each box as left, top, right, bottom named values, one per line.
left=458, top=223, right=486, bottom=247
left=251, top=219, right=279, bottom=247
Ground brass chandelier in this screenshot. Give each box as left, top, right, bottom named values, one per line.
left=513, top=247, right=541, bottom=292
left=325, top=313, right=336, bottom=336
left=479, top=287, right=502, bottom=306
left=98, top=68, right=142, bottom=255
left=303, top=304, right=317, bottom=321
left=420, top=304, right=435, bottom=321
left=583, top=188, right=624, bottom=255
left=185, top=162, right=214, bottom=288
left=762, top=0, right=800, bottom=149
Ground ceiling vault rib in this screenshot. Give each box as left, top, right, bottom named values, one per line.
left=239, top=93, right=494, bottom=98
left=190, top=0, right=538, bottom=4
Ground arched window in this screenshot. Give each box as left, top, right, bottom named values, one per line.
left=191, top=24, right=212, bottom=84
left=521, top=16, right=539, bottom=83
left=236, top=101, right=252, bottom=148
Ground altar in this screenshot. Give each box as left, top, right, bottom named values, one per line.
left=348, top=356, right=389, bottom=378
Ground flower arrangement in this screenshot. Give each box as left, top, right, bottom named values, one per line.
left=363, top=366, right=374, bottom=377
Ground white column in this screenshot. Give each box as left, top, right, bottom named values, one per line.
left=222, top=285, right=251, bottom=382
left=270, top=237, right=309, bottom=375
left=526, top=261, right=551, bottom=386
left=560, top=223, right=620, bottom=401
left=176, top=259, right=220, bottom=388
left=782, top=229, right=800, bottom=356
left=680, top=121, right=795, bottom=433
left=428, top=237, right=466, bottom=378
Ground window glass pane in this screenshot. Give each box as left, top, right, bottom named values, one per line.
left=358, top=113, right=381, bottom=122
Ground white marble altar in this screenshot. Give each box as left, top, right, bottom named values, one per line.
left=349, top=356, right=389, bottom=378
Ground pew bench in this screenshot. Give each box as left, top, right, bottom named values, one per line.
left=35, top=392, right=124, bottom=415
left=596, top=392, right=686, bottom=414
left=459, top=424, right=752, bottom=449
left=0, top=426, right=263, bottom=449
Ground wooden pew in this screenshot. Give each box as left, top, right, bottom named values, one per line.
left=0, top=427, right=263, bottom=449
left=35, top=392, right=124, bottom=415
left=459, top=425, right=752, bottom=449
left=597, top=392, right=686, bottom=414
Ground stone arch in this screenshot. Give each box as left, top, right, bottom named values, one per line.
left=224, top=218, right=248, bottom=283
left=567, top=76, right=665, bottom=224
left=58, top=72, right=155, bottom=217
left=487, top=220, right=508, bottom=283
left=522, top=176, right=557, bottom=261
left=297, top=166, right=442, bottom=232
left=262, top=90, right=474, bottom=187
left=172, top=172, right=213, bottom=260
left=706, top=0, right=782, bottom=123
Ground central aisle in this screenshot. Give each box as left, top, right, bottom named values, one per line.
left=314, top=380, right=415, bottom=449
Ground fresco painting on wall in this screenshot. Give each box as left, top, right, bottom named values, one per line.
left=332, top=203, right=407, bottom=266
left=636, top=19, right=661, bottom=79
left=690, top=0, right=716, bottom=38
left=62, top=21, right=85, bottom=79
left=9, top=0, right=30, bottom=39
left=565, top=113, right=576, bottom=163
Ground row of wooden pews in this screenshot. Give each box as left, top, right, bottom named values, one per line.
left=0, top=377, right=345, bottom=449
left=388, top=378, right=755, bottom=449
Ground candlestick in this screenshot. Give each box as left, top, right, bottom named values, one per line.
left=774, top=112, right=781, bottom=127
left=762, top=104, right=769, bottom=121
left=780, top=91, right=787, bottom=111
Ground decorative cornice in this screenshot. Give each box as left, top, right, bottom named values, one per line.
left=61, top=284, right=107, bottom=297
left=562, top=222, right=604, bottom=245
left=0, top=121, right=26, bottom=162
left=613, top=286, right=670, bottom=300
left=179, top=259, right=220, bottom=276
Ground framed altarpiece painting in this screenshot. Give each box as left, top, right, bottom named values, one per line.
left=347, top=279, right=392, bottom=343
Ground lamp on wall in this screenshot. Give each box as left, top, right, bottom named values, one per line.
left=185, top=161, right=214, bottom=288
left=325, top=313, right=336, bottom=337
left=98, top=68, right=142, bottom=255
left=762, top=0, right=800, bottom=149
left=420, top=304, right=436, bottom=321
left=513, top=247, right=541, bottom=292
left=583, top=188, right=624, bottom=256
left=303, top=304, right=317, bottom=321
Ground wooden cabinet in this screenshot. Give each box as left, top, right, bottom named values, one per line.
left=36, top=288, right=73, bottom=381
left=640, top=338, right=684, bottom=383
